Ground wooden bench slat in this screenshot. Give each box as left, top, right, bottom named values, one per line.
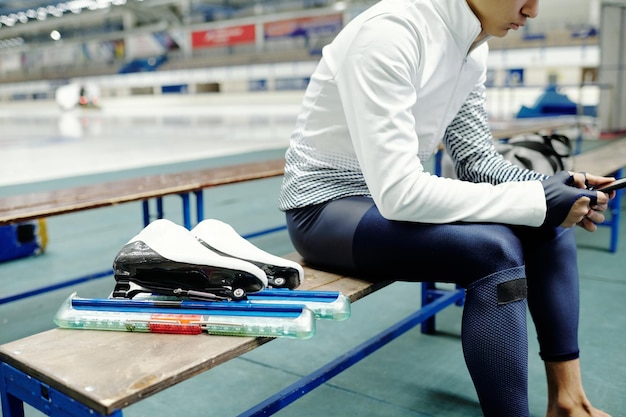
left=0, top=159, right=285, bottom=225
left=490, top=117, right=586, bottom=140
left=572, top=136, right=626, bottom=175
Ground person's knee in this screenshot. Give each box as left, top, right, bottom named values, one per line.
left=459, top=226, right=525, bottom=286
left=478, top=226, right=524, bottom=264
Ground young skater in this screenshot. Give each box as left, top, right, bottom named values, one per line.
left=278, top=0, right=613, bottom=415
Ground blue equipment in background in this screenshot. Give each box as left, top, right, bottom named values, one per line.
left=0, top=220, right=47, bottom=263
left=516, top=84, right=597, bottom=118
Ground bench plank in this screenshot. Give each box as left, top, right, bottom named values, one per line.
left=490, top=116, right=586, bottom=140
left=0, top=159, right=285, bottom=225
left=0, top=262, right=387, bottom=416
left=572, top=136, right=626, bottom=175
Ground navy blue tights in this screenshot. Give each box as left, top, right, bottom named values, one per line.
left=286, top=196, right=580, bottom=416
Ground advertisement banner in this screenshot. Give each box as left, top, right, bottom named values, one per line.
left=192, top=24, right=256, bottom=49
left=264, top=14, right=343, bottom=39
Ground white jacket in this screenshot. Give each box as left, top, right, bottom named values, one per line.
left=279, top=0, right=547, bottom=226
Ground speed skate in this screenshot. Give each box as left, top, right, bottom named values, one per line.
left=111, top=219, right=268, bottom=301
left=55, top=219, right=350, bottom=338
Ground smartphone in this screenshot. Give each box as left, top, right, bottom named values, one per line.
left=592, top=178, right=626, bottom=193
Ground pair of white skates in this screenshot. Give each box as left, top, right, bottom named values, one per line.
left=112, top=219, right=303, bottom=301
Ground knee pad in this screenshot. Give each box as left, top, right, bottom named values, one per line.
left=462, top=266, right=530, bottom=417
left=465, top=266, right=528, bottom=312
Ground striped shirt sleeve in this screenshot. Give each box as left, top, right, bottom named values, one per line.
left=443, top=87, right=547, bottom=184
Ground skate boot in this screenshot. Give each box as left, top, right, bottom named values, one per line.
left=112, top=219, right=268, bottom=301
left=191, top=219, right=303, bottom=289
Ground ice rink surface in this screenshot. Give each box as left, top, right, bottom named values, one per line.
left=0, top=92, right=302, bottom=186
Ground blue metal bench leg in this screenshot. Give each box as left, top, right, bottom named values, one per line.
left=179, top=193, right=192, bottom=229
left=421, top=282, right=437, bottom=334
left=1, top=364, right=25, bottom=417
left=142, top=200, right=150, bottom=226
left=157, top=197, right=164, bottom=221
left=194, top=190, right=204, bottom=224
left=609, top=168, right=622, bottom=253
left=179, top=192, right=205, bottom=229
left=238, top=285, right=465, bottom=417
left=1, top=363, right=122, bottom=417
left=142, top=198, right=165, bottom=227
left=434, top=148, right=443, bottom=176
left=143, top=193, right=200, bottom=229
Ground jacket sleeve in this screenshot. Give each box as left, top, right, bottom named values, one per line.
left=444, top=86, right=548, bottom=184
left=333, top=16, right=547, bottom=226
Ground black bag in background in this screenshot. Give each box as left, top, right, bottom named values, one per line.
left=496, top=133, right=573, bottom=176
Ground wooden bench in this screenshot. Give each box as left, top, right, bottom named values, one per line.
left=0, top=255, right=466, bottom=417
left=0, top=159, right=286, bottom=229
left=490, top=115, right=591, bottom=141
left=572, top=136, right=626, bottom=175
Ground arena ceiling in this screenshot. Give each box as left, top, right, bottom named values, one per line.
left=0, top=0, right=279, bottom=41
left=0, top=0, right=258, bottom=16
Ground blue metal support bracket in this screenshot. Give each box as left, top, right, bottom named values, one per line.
left=238, top=285, right=465, bottom=417
left=420, top=282, right=465, bottom=334
left=1, top=362, right=122, bottom=417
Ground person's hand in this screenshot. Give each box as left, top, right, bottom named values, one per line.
left=541, top=171, right=610, bottom=231
left=573, top=172, right=615, bottom=232
left=570, top=172, right=613, bottom=231
left=571, top=172, right=616, bottom=197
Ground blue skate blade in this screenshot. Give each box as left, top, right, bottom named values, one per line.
left=245, top=289, right=351, bottom=321
left=57, top=294, right=316, bottom=339
left=72, top=297, right=305, bottom=318
left=116, top=289, right=351, bottom=320
left=248, top=289, right=342, bottom=302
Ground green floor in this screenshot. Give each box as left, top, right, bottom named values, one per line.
left=1, top=147, right=625, bottom=417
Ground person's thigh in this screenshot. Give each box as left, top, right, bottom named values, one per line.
left=287, top=196, right=526, bottom=287
left=286, top=196, right=374, bottom=273
left=352, top=202, right=525, bottom=285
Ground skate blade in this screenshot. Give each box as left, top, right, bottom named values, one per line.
left=55, top=293, right=316, bottom=339
left=126, top=289, right=351, bottom=321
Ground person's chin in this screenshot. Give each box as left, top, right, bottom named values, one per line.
left=492, top=28, right=512, bottom=38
